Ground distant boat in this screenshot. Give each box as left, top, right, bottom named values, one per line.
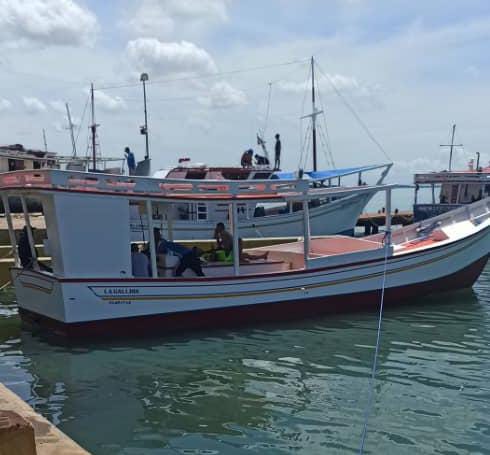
left=413, top=125, right=490, bottom=221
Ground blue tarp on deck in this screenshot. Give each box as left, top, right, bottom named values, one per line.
left=273, top=164, right=385, bottom=181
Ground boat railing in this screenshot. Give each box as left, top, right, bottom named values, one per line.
left=388, top=197, right=490, bottom=245
left=0, top=169, right=403, bottom=203
left=0, top=169, right=311, bottom=199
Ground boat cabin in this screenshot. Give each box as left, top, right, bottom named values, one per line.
left=414, top=163, right=490, bottom=221
left=0, top=144, right=58, bottom=172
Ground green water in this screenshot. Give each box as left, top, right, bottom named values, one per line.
left=1, top=266, right=490, bottom=454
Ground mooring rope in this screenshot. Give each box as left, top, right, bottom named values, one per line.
left=358, top=230, right=391, bottom=454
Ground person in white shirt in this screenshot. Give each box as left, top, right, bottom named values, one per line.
left=131, top=244, right=150, bottom=277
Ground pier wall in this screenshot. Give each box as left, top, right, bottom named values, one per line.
left=0, top=383, right=89, bottom=454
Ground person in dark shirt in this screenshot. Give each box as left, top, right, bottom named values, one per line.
left=17, top=226, right=52, bottom=272
left=274, top=134, right=281, bottom=170
left=241, top=149, right=253, bottom=167
left=125, top=146, right=136, bottom=175
left=254, top=154, right=270, bottom=165
left=154, top=228, right=204, bottom=277
left=18, top=226, right=33, bottom=268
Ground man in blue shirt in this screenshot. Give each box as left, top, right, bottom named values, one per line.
left=125, top=146, right=136, bottom=175
left=154, top=228, right=204, bottom=277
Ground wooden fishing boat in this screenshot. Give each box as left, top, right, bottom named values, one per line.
left=1, top=169, right=488, bottom=337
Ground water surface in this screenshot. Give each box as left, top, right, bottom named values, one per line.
left=1, top=265, right=489, bottom=454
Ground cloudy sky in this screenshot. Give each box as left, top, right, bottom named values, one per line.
left=1, top=0, right=489, bottom=195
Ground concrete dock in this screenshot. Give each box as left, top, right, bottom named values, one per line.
left=0, top=383, right=89, bottom=454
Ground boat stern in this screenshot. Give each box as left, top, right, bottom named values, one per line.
left=10, top=269, right=67, bottom=324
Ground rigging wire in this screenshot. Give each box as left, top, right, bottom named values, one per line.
left=262, top=82, right=273, bottom=137
left=315, top=62, right=392, bottom=163
left=315, top=83, right=336, bottom=168
left=75, top=94, right=90, bottom=147
left=298, top=121, right=312, bottom=170
left=358, top=231, right=391, bottom=454
left=96, top=58, right=309, bottom=91
left=317, top=124, right=334, bottom=169
left=299, top=64, right=313, bottom=170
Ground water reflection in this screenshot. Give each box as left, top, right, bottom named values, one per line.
left=0, top=265, right=489, bottom=454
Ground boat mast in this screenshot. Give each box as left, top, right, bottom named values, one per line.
left=440, top=124, right=462, bottom=172
left=42, top=129, right=48, bottom=153
left=65, top=103, right=77, bottom=157
left=301, top=57, right=323, bottom=172
left=90, top=83, right=98, bottom=171
left=311, top=57, right=318, bottom=172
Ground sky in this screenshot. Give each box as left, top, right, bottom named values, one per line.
left=0, top=0, right=489, bottom=206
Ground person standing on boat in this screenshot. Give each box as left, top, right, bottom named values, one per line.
left=154, top=228, right=204, bottom=277
left=274, top=134, right=281, bottom=170
left=125, top=146, right=136, bottom=175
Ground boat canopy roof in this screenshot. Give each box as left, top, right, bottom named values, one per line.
left=273, top=164, right=388, bottom=181
left=0, top=169, right=407, bottom=203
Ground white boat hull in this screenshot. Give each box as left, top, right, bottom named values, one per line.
left=12, top=223, right=489, bottom=337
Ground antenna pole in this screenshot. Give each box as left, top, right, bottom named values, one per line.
left=311, top=56, right=318, bottom=172
left=449, top=124, right=456, bottom=171
left=42, top=129, right=48, bottom=153
left=140, top=73, right=150, bottom=160
left=440, top=124, right=462, bottom=172
left=90, top=83, right=97, bottom=171
left=65, top=103, right=77, bottom=157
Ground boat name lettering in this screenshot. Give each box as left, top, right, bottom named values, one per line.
left=103, top=288, right=140, bottom=295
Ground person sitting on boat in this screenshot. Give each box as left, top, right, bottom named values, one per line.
left=214, top=223, right=233, bottom=252
left=241, top=149, right=253, bottom=168
left=239, top=238, right=268, bottom=263
left=254, top=154, right=270, bottom=166
left=124, top=146, right=136, bottom=175
left=131, top=244, right=150, bottom=277
left=154, top=228, right=204, bottom=277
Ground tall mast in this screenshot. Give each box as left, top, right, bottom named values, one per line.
left=42, top=129, right=48, bottom=153
left=65, top=102, right=77, bottom=157
left=301, top=57, right=323, bottom=172
left=440, top=124, right=462, bottom=172
left=311, top=56, right=318, bottom=172
left=90, top=83, right=97, bottom=171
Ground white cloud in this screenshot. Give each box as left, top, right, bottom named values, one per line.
left=197, top=81, right=247, bottom=109
left=49, top=100, right=66, bottom=113
left=23, top=96, right=46, bottom=114
left=0, top=0, right=98, bottom=47
left=125, top=38, right=217, bottom=76
left=127, top=0, right=230, bottom=38
left=277, top=73, right=360, bottom=93
left=0, top=98, right=12, bottom=111
left=91, top=90, right=127, bottom=112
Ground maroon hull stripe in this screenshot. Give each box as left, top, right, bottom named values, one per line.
left=18, top=254, right=489, bottom=338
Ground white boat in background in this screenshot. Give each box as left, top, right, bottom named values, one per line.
left=135, top=162, right=392, bottom=239
left=1, top=169, right=488, bottom=337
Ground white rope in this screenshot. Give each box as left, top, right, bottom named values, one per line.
left=358, top=231, right=391, bottom=454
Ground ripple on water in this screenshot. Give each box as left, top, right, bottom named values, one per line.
left=0, top=265, right=489, bottom=453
